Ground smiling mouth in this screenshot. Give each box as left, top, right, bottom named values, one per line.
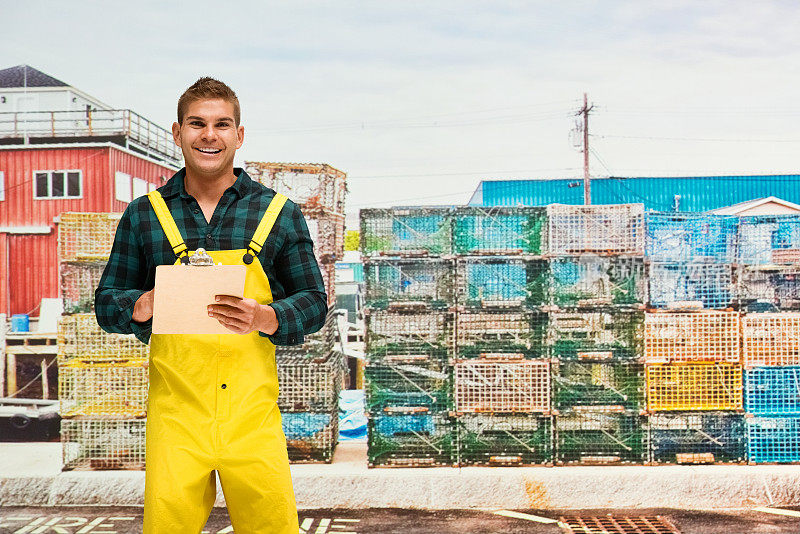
left=194, top=147, right=222, bottom=154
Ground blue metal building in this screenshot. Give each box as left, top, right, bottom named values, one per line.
left=468, top=175, right=800, bottom=212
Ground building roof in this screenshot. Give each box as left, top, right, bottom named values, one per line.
left=709, top=196, right=800, bottom=215
left=0, top=65, right=68, bottom=88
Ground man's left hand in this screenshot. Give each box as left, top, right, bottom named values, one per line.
left=208, top=296, right=279, bottom=335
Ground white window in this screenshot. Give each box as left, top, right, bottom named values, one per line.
left=132, top=177, right=148, bottom=200
left=0, top=171, right=4, bottom=201
left=115, top=171, right=132, bottom=203
left=148, top=182, right=157, bottom=193
left=33, top=170, right=82, bottom=199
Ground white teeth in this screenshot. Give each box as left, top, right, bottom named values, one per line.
left=196, top=148, right=221, bottom=153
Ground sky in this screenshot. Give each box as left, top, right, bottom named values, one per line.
left=5, top=1, right=800, bottom=228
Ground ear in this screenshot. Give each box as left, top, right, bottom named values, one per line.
left=172, top=122, right=182, bottom=147
left=236, top=124, right=244, bottom=149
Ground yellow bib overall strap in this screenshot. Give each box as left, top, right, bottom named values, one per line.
left=244, top=192, right=288, bottom=263
left=146, top=190, right=189, bottom=263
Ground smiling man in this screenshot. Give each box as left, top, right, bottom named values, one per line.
left=95, top=77, right=327, bottom=533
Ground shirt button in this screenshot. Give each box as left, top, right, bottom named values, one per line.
left=193, top=208, right=200, bottom=214
left=221, top=384, right=227, bottom=389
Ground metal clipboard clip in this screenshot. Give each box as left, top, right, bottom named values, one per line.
left=187, top=248, right=216, bottom=266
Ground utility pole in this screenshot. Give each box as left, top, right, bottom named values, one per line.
left=578, top=93, right=594, bottom=205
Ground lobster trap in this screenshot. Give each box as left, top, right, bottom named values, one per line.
left=555, top=412, right=647, bottom=464
left=58, top=314, right=149, bottom=363
left=451, top=206, right=546, bottom=255
left=645, top=212, right=739, bottom=263
left=244, top=161, right=346, bottom=216
left=743, top=313, right=800, bottom=367
left=60, top=261, right=106, bottom=314
left=549, top=256, right=645, bottom=308
left=553, top=361, right=644, bottom=413
left=360, top=207, right=452, bottom=256
left=282, top=411, right=338, bottom=463
left=649, top=412, right=746, bottom=464
left=365, top=309, right=452, bottom=363
left=61, top=418, right=146, bottom=470
left=738, top=266, right=800, bottom=311
left=320, top=261, right=337, bottom=306
left=549, top=311, right=643, bottom=361
left=455, top=257, right=548, bottom=309
left=275, top=308, right=339, bottom=359
left=368, top=413, right=454, bottom=467
left=453, top=360, right=550, bottom=414
left=738, top=215, right=800, bottom=265
left=455, top=414, right=552, bottom=466
left=747, top=416, right=800, bottom=463
left=646, top=363, right=743, bottom=412
left=58, top=212, right=121, bottom=262
left=58, top=359, right=148, bottom=419
left=305, top=211, right=346, bottom=264
left=745, top=366, right=800, bottom=416
left=648, top=262, right=735, bottom=310
left=644, top=311, right=740, bottom=363
left=455, top=310, right=548, bottom=359
left=365, top=361, right=450, bottom=413
left=364, top=258, right=455, bottom=309
left=547, top=203, right=645, bottom=256
left=277, top=351, right=344, bottom=413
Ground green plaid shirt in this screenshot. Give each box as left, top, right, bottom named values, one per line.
left=95, top=167, right=328, bottom=345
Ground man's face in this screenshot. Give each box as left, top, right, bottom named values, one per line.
left=172, top=98, right=244, bottom=178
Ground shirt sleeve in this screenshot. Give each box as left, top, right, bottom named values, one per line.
left=262, top=201, right=329, bottom=345
left=94, top=201, right=153, bottom=345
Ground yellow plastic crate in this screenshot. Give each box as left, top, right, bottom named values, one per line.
left=646, top=363, right=743, bottom=412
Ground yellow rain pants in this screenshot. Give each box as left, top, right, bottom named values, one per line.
left=143, top=190, right=299, bottom=533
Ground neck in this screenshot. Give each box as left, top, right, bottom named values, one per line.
left=184, top=167, right=237, bottom=204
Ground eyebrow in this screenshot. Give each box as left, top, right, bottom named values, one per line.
left=186, top=115, right=235, bottom=123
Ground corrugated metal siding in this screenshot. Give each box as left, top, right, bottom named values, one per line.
left=473, top=175, right=800, bottom=212
left=8, top=232, right=57, bottom=316
left=108, top=147, right=176, bottom=212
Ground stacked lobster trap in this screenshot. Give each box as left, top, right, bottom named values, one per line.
left=57, top=213, right=149, bottom=470
left=245, top=162, right=347, bottom=306
left=547, top=204, right=648, bottom=465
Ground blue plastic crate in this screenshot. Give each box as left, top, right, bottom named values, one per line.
left=739, top=215, right=800, bottom=265
left=648, top=262, right=734, bottom=310
left=646, top=212, right=738, bottom=263
left=747, top=416, right=800, bottom=463
left=745, top=366, right=800, bottom=416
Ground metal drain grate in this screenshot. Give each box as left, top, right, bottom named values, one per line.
left=559, top=515, right=680, bottom=534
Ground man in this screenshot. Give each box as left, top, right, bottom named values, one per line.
left=95, top=77, right=327, bottom=533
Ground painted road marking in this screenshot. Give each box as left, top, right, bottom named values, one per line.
left=492, top=510, right=559, bottom=524
left=753, top=507, right=800, bottom=518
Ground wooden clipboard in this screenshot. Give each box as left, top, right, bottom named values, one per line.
left=152, top=264, right=247, bottom=335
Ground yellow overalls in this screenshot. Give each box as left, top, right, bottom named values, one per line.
left=143, top=190, right=299, bottom=534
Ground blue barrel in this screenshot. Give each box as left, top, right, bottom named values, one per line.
left=10, top=314, right=29, bottom=333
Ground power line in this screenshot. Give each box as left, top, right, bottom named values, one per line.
left=592, top=134, right=800, bottom=143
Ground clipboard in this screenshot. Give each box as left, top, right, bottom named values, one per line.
left=152, top=250, right=247, bottom=335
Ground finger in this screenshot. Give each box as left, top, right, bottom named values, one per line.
left=214, top=295, right=243, bottom=308
left=208, top=304, right=243, bottom=316
left=214, top=314, right=248, bottom=329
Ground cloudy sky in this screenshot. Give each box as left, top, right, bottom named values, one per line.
left=5, top=1, right=800, bottom=227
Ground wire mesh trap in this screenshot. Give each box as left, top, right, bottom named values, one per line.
left=58, top=314, right=149, bottom=364
left=360, top=207, right=453, bottom=256
left=454, top=414, right=552, bottom=466
left=555, top=412, right=647, bottom=464
left=745, top=366, right=800, bottom=416
left=60, top=261, right=106, bottom=314
left=644, top=311, right=740, bottom=364
left=646, top=363, right=743, bottom=412
left=453, top=359, right=551, bottom=414
left=649, top=412, right=746, bottom=464
left=282, top=411, right=339, bottom=463
left=364, top=258, right=455, bottom=309
left=61, top=418, right=146, bottom=470
left=58, top=212, right=121, bottom=262
left=244, top=161, right=346, bottom=216
left=647, top=262, right=735, bottom=310
left=747, top=416, right=800, bottom=463
left=365, top=309, right=452, bottom=363
left=451, top=206, right=546, bottom=255
left=738, top=214, right=800, bottom=266
left=549, top=311, right=643, bottom=361
left=646, top=212, right=739, bottom=263
left=365, top=361, right=451, bottom=413
left=304, top=211, right=346, bottom=264
left=742, top=313, right=800, bottom=367
left=455, top=310, right=548, bottom=359
left=553, top=361, right=645, bottom=413
left=367, top=413, right=454, bottom=467
left=58, top=359, right=148, bottom=419
left=455, top=256, right=548, bottom=309
left=738, top=266, right=800, bottom=311
left=277, top=351, right=344, bottom=413
left=549, top=256, right=645, bottom=308
left=547, top=203, right=645, bottom=256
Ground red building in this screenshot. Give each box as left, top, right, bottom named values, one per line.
left=0, top=65, right=181, bottom=316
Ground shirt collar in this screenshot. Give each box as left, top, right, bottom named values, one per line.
left=159, top=167, right=253, bottom=200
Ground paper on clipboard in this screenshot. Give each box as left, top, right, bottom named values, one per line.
left=152, top=264, right=247, bottom=334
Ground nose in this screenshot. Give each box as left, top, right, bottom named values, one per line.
left=201, top=124, right=217, bottom=142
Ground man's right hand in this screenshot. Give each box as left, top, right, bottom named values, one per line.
left=132, top=289, right=155, bottom=323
